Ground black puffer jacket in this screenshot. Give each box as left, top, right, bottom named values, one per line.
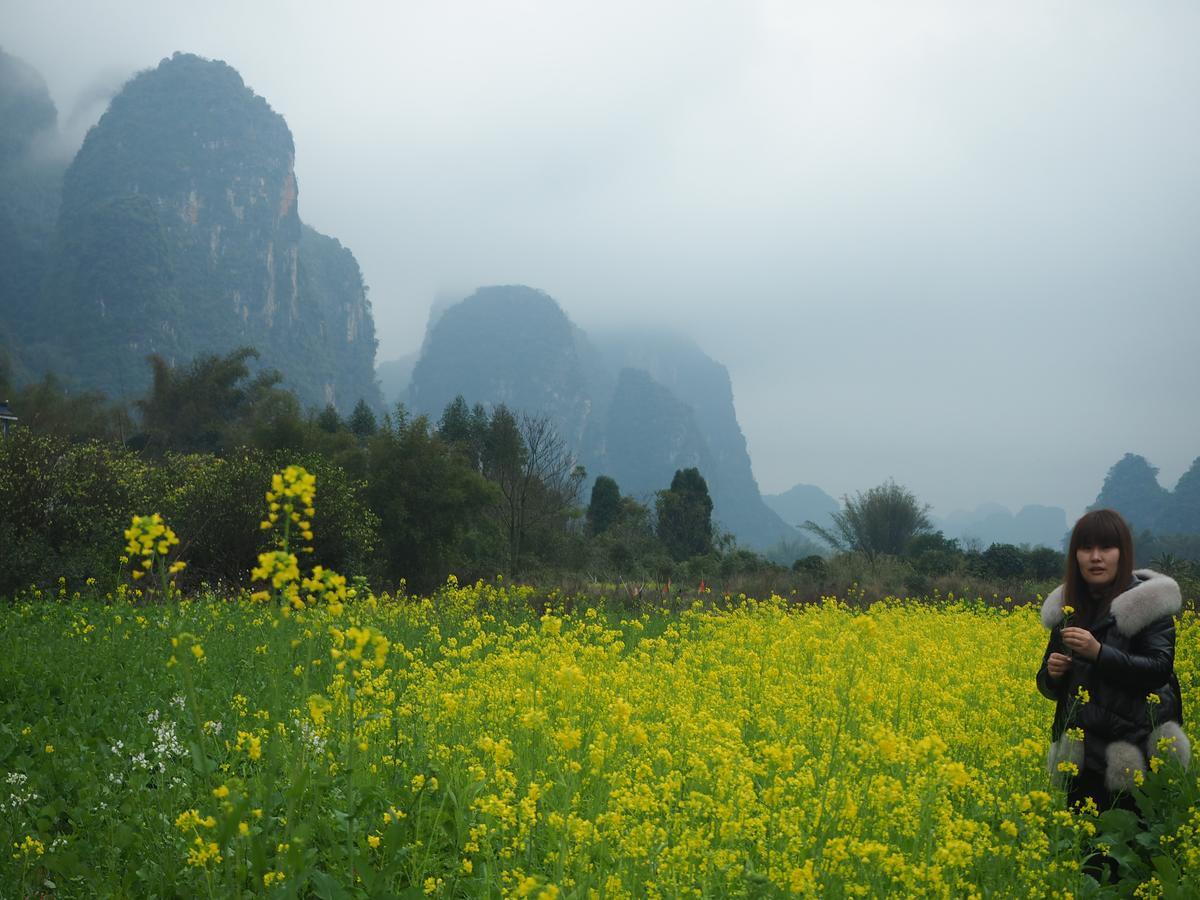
left=1037, top=569, right=1191, bottom=790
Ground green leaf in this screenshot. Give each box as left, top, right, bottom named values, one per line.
left=1152, top=854, right=1180, bottom=889
left=188, top=740, right=215, bottom=775
left=310, top=870, right=350, bottom=899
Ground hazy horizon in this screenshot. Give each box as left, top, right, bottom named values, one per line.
left=5, top=0, right=1199, bottom=520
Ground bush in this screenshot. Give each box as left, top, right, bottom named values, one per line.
left=0, top=430, right=153, bottom=596
left=0, top=432, right=377, bottom=598
left=155, top=449, right=378, bottom=588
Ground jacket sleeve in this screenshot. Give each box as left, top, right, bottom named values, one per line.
left=1093, top=615, right=1175, bottom=691
left=1036, top=629, right=1064, bottom=701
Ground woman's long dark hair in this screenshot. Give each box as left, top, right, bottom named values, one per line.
left=1063, top=508, right=1135, bottom=620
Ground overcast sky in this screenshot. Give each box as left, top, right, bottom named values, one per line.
left=6, top=0, right=1199, bottom=519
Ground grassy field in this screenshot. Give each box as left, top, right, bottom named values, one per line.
left=3, top=580, right=1196, bottom=898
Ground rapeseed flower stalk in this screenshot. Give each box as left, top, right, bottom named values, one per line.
left=121, top=513, right=186, bottom=600
left=252, top=465, right=348, bottom=614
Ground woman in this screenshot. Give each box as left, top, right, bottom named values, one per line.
left=1037, top=508, right=1190, bottom=811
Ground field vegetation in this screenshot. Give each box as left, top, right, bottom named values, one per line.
left=2, top=464, right=1198, bottom=897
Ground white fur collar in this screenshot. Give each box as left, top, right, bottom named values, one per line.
left=1040, top=569, right=1181, bottom=636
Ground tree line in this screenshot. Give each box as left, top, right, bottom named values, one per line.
left=7, top=346, right=1193, bottom=602
left=0, top=347, right=735, bottom=597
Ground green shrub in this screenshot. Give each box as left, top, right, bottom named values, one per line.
left=0, top=430, right=153, bottom=596
left=155, top=449, right=378, bottom=588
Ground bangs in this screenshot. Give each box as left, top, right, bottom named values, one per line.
left=1072, top=509, right=1126, bottom=548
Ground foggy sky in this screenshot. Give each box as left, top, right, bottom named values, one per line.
left=6, top=0, right=1200, bottom=520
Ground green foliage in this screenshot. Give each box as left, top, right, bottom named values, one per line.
left=365, top=411, right=496, bottom=591
left=135, top=347, right=292, bottom=454
left=348, top=398, right=378, bottom=441
left=980, top=543, right=1026, bottom=581
left=656, top=468, right=715, bottom=562
left=587, top=476, right=622, bottom=535
left=154, top=449, right=378, bottom=588
left=792, top=555, right=827, bottom=577
left=1, top=373, right=132, bottom=443
left=804, top=480, right=932, bottom=560
left=437, top=395, right=489, bottom=472
left=0, top=431, right=376, bottom=596
left=1090, top=756, right=1200, bottom=894
left=907, top=532, right=964, bottom=577
left=0, top=431, right=153, bottom=595
left=588, top=497, right=670, bottom=578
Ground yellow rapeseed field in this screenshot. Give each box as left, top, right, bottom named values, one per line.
left=4, top=584, right=1196, bottom=897
left=4, top=467, right=1196, bottom=897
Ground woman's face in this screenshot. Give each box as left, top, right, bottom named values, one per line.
left=1077, top=544, right=1120, bottom=586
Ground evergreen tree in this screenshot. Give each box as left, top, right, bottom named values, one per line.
left=655, top=468, right=714, bottom=561
left=348, top=398, right=378, bottom=440
left=316, top=404, right=343, bottom=434
left=438, top=395, right=486, bottom=470
left=587, top=476, right=622, bottom=535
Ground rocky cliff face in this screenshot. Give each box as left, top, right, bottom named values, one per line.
left=406, top=286, right=795, bottom=548
left=0, top=48, right=64, bottom=379
left=28, top=52, right=379, bottom=411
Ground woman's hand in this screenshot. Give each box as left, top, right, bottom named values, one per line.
left=1060, top=627, right=1101, bottom=661
left=1046, top=652, right=1073, bottom=679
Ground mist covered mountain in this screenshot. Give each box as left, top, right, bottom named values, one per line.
left=1, top=51, right=380, bottom=412
left=933, top=503, right=1068, bottom=550
left=0, top=47, right=64, bottom=379
left=763, top=483, right=841, bottom=532
left=404, top=285, right=796, bottom=548
left=1089, top=452, right=1200, bottom=536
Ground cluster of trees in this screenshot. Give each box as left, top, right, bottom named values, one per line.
left=792, top=480, right=1069, bottom=595
left=0, top=348, right=733, bottom=596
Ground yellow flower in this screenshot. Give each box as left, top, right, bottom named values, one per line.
left=307, top=694, right=331, bottom=727
left=186, top=837, right=222, bottom=868
left=12, top=835, right=45, bottom=858
left=212, top=785, right=230, bottom=799
left=191, top=644, right=204, bottom=661
left=367, top=834, right=381, bottom=849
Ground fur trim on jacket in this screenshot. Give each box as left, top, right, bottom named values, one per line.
left=1040, top=569, right=1181, bottom=636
